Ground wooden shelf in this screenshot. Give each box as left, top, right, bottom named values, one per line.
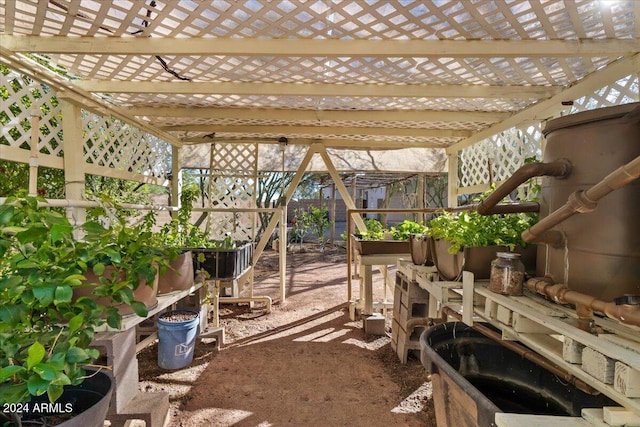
left=95, top=281, right=205, bottom=332
left=398, top=262, right=640, bottom=424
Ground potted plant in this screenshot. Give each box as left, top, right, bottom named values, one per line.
left=0, top=196, right=147, bottom=426
left=351, top=219, right=427, bottom=255
left=155, top=184, right=253, bottom=282
left=428, top=208, right=537, bottom=281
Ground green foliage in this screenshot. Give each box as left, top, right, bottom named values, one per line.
left=429, top=189, right=538, bottom=254
left=0, top=196, right=163, bottom=405
left=390, top=220, right=429, bottom=241
left=351, top=218, right=385, bottom=241
left=352, top=219, right=428, bottom=241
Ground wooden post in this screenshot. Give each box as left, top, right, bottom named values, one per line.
left=28, top=104, right=40, bottom=196
left=416, top=174, right=425, bottom=223
left=329, top=183, right=336, bottom=244
left=447, top=151, right=459, bottom=208
left=61, top=100, right=86, bottom=229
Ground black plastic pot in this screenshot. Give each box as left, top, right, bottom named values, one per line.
left=15, top=369, right=113, bottom=427
left=420, top=323, right=614, bottom=427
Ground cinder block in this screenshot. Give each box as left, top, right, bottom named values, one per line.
left=91, top=328, right=137, bottom=377
left=364, top=314, right=386, bottom=336
left=409, top=301, right=429, bottom=318
left=582, top=347, right=615, bottom=384
left=563, top=337, right=584, bottom=364
left=107, top=391, right=169, bottom=427
left=108, top=358, right=140, bottom=414
left=615, top=362, right=640, bottom=398
left=603, top=406, right=640, bottom=426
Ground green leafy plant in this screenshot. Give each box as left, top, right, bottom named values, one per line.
left=351, top=218, right=385, bottom=241
left=429, top=189, right=538, bottom=254
left=0, top=196, right=161, bottom=406
left=351, top=219, right=428, bottom=241
left=390, top=220, right=429, bottom=241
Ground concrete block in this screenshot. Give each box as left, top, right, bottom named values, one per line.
left=108, top=391, right=169, bottom=427
left=108, top=358, right=140, bottom=414
left=603, top=406, right=640, bottom=426
left=92, top=328, right=137, bottom=378
left=615, top=362, right=640, bottom=398
left=563, top=337, right=584, bottom=364
left=582, top=347, right=615, bottom=384
left=364, top=313, right=386, bottom=336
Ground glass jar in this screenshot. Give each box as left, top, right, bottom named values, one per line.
left=489, top=252, right=525, bottom=296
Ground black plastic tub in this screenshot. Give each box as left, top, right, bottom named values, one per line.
left=420, top=322, right=614, bottom=427
left=192, top=242, right=254, bottom=280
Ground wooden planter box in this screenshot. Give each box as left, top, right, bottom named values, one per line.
left=351, top=235, right=411, bottom=255
left=431, top=238, right=537, bottom=281
left=192, top=242, right=254, bottom=280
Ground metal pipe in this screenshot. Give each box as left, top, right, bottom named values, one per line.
left=525, top=278, right=640, bottom=327
left=523, top=154, right=640, bottom=243
left=450, top=201, right=540, bottom=214
left=477, top=160, right=572, bottom=215
left=440, top=307, right=598, bottom=395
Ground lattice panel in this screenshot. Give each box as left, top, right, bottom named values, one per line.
left=0, top=67, right=63, bottom=156
left=459, top=125, right=543, bottom=189
left=82, top=112, right=171, bottom=178
left=207, top=143, right=258, bottom=241
left=458, top=73, right=639, bottom=192
left=571, top=75, right=639, bottom=112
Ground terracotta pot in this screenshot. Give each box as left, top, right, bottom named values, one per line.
left=158, top=251, right=194, bottom=295
left=74, top=265, right=159, bottom=316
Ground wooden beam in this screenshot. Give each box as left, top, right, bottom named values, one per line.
left=4, top=35, right=639, bottom=57
left=446, top=54, right=640, bottom=154
left=132, top=106, right=510, bottom=123
left=164, top=124, right=471, bottom=138
left=73, top=80, right=561, bottom=99
left=180, top=137, right=453, bottom=150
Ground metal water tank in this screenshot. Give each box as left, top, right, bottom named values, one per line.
left=540, top=103, right=640, bottom=301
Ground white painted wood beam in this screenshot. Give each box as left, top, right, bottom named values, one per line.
left=164, top=124, right=470, bottom=138
left=74, top=80, right=561, bottom=99
left=446, top=54, right=640, bottom=154
left=4, top=35, right=639, bottom=57
left=181, top=137, right=450, bottom=149
left=131, top=106, right=510, bottom=123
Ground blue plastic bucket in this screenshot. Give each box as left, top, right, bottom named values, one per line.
left=157, top=310, right=200, bottom=370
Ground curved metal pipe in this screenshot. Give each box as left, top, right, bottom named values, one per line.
left=523, top=154, right=640, bottom=243
left=440, top=306, right=598, bottom=395
left=477, top=160, right=572, bottom=215
left=526, top=277, right=640, bottom=327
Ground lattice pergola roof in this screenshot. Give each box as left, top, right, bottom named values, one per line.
left=1, top=0, right=639, bottom=164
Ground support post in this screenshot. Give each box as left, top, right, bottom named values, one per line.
left=447, top=151, right=459, bottom=208
left=60, top=101, right=86, bottom=229
left=28, top=104, right=40, bottom=196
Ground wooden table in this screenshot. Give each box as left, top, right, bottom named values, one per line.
left=355, top=252, right=410, bottom=316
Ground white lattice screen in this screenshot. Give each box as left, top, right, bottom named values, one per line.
left=457, top=74, right=639, bottom=196
left=83, top=112, right=171, bottom=179
left=1, top=64, right=172, bottom=190
left=0, top=67, right=63, bottom=157
left=206, top=143, right=258, bottom=242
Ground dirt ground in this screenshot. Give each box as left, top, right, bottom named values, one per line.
left=138, top=244, right=436, bottom=427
